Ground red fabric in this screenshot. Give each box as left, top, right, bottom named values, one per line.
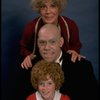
left=58, top=16, right=82, bottom=53
left=26, top=93, right=70, bottom=100
left=20, top=16, right=82, bottom=57
left=26, top=93, right=36, bottom=100
left=60, top=94, right=70, bottom=100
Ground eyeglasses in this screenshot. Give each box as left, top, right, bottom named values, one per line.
left=38, top=38, right=60, bottom=46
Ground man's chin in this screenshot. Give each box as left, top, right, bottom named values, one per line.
left=43, top=57, right=53, bottom=62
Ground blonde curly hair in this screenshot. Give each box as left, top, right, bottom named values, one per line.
left=30, top=0, right=67, bottom=12
left=31, top=60, right=64, bottom=90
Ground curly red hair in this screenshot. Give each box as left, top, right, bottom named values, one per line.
left=31, top=60, right=64, bottom=90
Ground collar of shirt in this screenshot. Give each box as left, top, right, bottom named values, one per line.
left=55, top=51, right=63, bottom=66
left=36, top=90, right=61, bottom=100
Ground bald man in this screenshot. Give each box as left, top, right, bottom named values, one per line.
left=21, top=24, right=86, bottom=69
left=20, top=24, right=98, bottom=100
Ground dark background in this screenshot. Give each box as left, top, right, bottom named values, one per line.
left=1, top=0, right=99, bottom=100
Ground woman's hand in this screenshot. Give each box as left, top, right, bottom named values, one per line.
left=21, top=53, right=36, bottom=70
left=67, top=50, right=86, bottom=63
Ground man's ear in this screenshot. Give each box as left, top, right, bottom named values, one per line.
left=59, top=37, right=64, bottom=47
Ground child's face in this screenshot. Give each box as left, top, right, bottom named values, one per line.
left=38, top=76, right=56, bottom=100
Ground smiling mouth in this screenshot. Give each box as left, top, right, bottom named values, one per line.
left=42, top=91, right=49, bottom=95
left=45, top=16, right=53, bottom=20
left=44, top=54, right=52, bottom=58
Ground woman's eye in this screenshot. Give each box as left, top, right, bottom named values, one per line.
left=51, top=4, right=57, bottom=8
left=40, top=5, right=46, bottom=9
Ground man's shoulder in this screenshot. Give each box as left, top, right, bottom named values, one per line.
left=62, top=52, right=73, bottom=61
left=78, top=57, right=92, bottom=66
left=62, top=52, right=92, bottom=66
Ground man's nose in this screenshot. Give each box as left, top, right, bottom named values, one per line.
left=44, top=42, right=51, bottom=49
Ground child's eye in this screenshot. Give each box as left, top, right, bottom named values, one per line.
left=38, top=82, right=44, bottom=86
left=48, top=82, right=53, bottom=85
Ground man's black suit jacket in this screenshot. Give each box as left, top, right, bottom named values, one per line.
left=60, top=52, right=98, bottom=100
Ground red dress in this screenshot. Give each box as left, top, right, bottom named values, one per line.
left=26, top=93, right=70, bottom=100
left=20, top=16, right=82, bottom=57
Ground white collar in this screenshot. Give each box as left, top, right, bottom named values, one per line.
left=55, top=51, right=63, bottom=66
left=36, top=90, right=61, bottom=100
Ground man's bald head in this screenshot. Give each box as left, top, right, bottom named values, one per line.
left=38, top=24, right=61, bottom=38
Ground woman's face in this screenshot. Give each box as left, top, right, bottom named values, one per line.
left=39, top=0, right=60, bottom=25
